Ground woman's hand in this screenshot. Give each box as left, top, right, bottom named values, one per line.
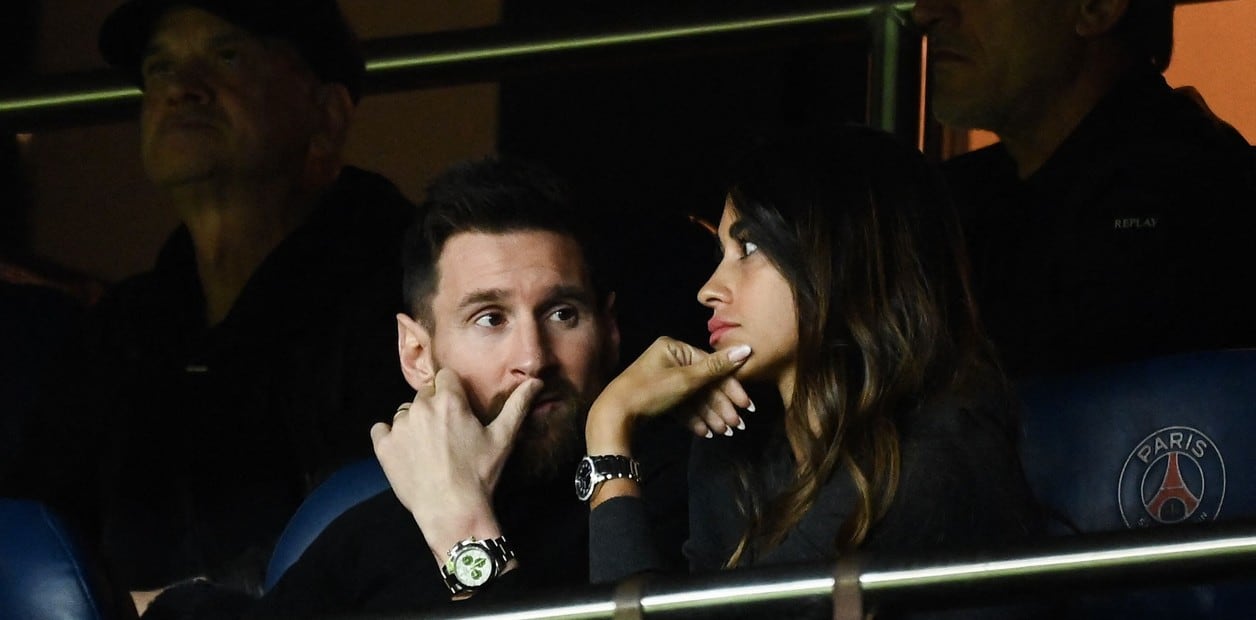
left=586, top=337, right=752, bottom=456
left=685, top=374, right=756, bottom=439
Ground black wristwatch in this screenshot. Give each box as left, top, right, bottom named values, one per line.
left=574, top=454, right=641, bottom=501
left=441, top=535, right=515, bottom=595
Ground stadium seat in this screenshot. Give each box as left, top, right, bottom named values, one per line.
left=263, top=458, right=390, bottom=591
left=1018, top=349, right=1256, bottom=618
left=0, top=499, right=116, bottom=620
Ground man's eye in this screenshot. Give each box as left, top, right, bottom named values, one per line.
left=474, top=313, right=505, bottom=328
left=549, top=307, right=578, bottom=323
left=142, top=59, right=173, bottom=79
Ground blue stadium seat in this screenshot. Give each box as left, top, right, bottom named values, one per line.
left=263, top=458, right=390, bottom=591
left=0, top=499, right=116, bottom=620
left=1018, top=349, right=1256, bottom=617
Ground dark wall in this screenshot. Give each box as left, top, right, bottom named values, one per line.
left=1, top=1, right=39, bottom=255
left=499, top=0, right=872, bottom=357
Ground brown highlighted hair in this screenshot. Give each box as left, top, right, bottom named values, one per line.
left=722, top=126, right=1005, bottom=566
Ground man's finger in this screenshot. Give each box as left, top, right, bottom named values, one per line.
left=369, top=422, right=391, bottom=447
left=416, top=382, right=436, bottom=399
left=433, top=367, right=467, bottom=400
left=488, top=378, right=544, bottom=446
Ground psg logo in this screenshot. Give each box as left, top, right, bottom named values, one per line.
left=1118, top=426, right=1226, bottom=528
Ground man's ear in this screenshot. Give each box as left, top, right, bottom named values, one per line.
left=310, top=82, right=354, bottom=161
left=1075, top=0, right=1130, bottom=37
left=396, top=313, right=435, bottom=390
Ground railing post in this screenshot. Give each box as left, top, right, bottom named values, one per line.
left=833, top=556, right=863, bottom=620
left=866, top=2, right=921, bottom=140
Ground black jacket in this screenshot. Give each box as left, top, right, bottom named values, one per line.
left=143, top=462, right=591, bottom=619
left=7, top=167, right=416, bottom=594
left=591, top=394, right=1042, bottom=618
left=944, top=71, right=1256, bottom=378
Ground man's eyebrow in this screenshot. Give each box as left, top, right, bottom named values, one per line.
left=456, top=288, right=509, bottom=311
left=547, top=285, right=597, bottom=307
left=454, top=284, right=597, bottom=312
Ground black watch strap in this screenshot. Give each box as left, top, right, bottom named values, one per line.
left=576, top=454, right=642, bottom=501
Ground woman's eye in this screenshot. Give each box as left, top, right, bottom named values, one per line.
left=740, top=240, right=759, bottom=257
left=474, top=313, right=505, bottom=328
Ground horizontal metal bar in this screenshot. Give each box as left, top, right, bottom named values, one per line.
left=0, top=85, right=138, bottom=117
left=863, top=530, right=1256, bottom=592
left=0, top=2, right=911, bottom=131
left=366, top=3, right=912, bottom=75
left=424, top=520, right=1256, bottom=619
left=642, top=574, right=835, bottom=614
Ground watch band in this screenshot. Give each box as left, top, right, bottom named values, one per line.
left=441, top=535, right=515, bottom=595
left=575, top=454, right=642, bottom=501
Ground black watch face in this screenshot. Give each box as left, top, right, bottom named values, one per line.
left=574, top=457, right=594, bottom=500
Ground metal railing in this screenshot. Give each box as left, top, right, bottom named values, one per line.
left=0, top=2, right=915, bottom=132
left=419, top=520, right=1256, bottom=619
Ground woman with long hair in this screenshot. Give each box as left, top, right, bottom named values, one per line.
left=583, top=126, right=1040, bottom=589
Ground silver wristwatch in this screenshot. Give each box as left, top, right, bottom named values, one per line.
left=441, top=535, right=516, bottom=595
left=574, top=454, right=641, bottom=501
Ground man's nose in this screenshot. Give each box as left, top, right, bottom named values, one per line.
left=156, top=62, right=213, bottom=105
left=510, top=320, right=555, bottom=378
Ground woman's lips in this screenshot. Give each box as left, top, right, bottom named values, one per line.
left=707, top=318, right=738, bottom=347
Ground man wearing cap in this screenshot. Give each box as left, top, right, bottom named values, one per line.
left=6, top=0, right=414, bottom=608
left=913, top=0, right=1256, bottom=377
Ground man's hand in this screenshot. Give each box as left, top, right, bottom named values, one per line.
left=370, top=368, right=543, bottom=564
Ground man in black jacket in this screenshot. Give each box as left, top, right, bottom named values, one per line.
left=6, top=0, right=414, bottom=610
left=142, top=159, right=684, bottom=618
left=914, top=0, right=1256, bottom=377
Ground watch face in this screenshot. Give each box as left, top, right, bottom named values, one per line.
left=453, top=546, right=494, bottom=587
left=574, top=456, right=594, bottom=501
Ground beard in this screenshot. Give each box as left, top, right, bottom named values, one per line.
left=481, top=375, right=589, bottom=483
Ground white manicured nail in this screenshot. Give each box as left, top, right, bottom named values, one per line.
left=727, top=345, right=752, bottom=363
left=723, top=426, right=734, bottom=437
left=705, top=430, right=714, bottom=439
left=736, top=418, right=745, bottom=431
left=746, top=400, right=756, bottom=413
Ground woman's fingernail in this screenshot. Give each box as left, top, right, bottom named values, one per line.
left=727, top=344, right=752, bottom=363
left=705, top=429, right=714, bottom=439
left=746, top=400, right=756, bottom=413
left=723, top=426, right=734, bottom=437
left=736, top=417, right=745, bottom=431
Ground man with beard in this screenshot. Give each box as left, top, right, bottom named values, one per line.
left=913, top=0, right=1256, bottom=377
left=143, top=158, right=670, bottom=618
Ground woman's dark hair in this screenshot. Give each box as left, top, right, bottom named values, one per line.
left=723, top=125, right=1006, bottom=566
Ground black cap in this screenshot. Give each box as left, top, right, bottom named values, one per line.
left=99, top=0, right=366, bottom=102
